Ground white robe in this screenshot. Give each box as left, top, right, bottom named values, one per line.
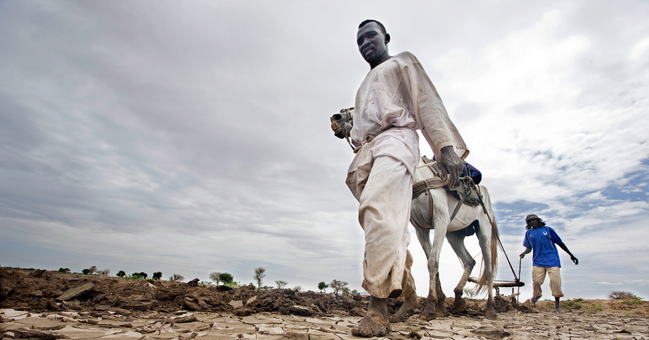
left=346, top=51, right=468, bottom=298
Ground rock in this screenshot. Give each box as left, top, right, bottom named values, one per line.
left=12, top=327, right=70, bottom=339
left=288, top=305, right=313, bottom=316
left=349, top=306, right=365, bottom=316
left=187, top=278, right=200, bottom=287
left=471, top=326, right=511, bottom=339
left=56, top=283, right=94, bottom=301
left=235, top=308, right=253, bottom=316
left=230, top=300, right=243, bottom=308
left=171, top=313, right=197, bottom=323
left=183, top=299, right=202, bottom=311
left=28, top=269, right=47, bottom=278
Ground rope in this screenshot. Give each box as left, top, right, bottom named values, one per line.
left=469, top=180, right=520, bottom=284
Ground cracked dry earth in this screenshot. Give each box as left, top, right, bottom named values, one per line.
left=2, top=308, right=649, bottom=340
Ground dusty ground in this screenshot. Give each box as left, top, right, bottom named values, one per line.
left=2, top=268, right=648, bottom=339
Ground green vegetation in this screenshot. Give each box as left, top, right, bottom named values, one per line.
left=584, top=303, right=603, bottom=313
left=561, top=298, right=583, bottom=309
left=125, top=272, right=149, bottom=280
left=58, top=268, right=71, bottom=273
left=318, top=281, right=328, bottom=292
left=152, top=272, right=162, bottom=280
left=131, top=272, right=148, bottom=279
left=219, top=273, right=234, bottom=285
left=116, top=270, right=126, bottom=277
left=623, top=296, right=644, bottom=304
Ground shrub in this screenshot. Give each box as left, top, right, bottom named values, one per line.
left=169, top=274, right=184, bottom=282
left=219, top=273, right=234, bottom=285
left=82, top=269, right=91, bottom=275
left=609, top=291, right=637, bottom=300
left=584, top=303, right=603, bottom=313
left=58, top=268, right=71, bottom=273
left=209, top=272, right=221, bottom=285
left=562, top=298, right=583, bottom=309
left=152, top=272, right=162, bottom=280
left=132, top=272, right=148, bottom=279
left=275, top=280, right=288, bottom=289
left=293, top=286, right=302, bottom=292
left=116, top=270, right=126, bottom=277
left=624, top=296, right=644, bottom=304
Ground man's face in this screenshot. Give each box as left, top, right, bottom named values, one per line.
left=357, top=22, right=388, bottom=65
left=527, top=219, right=540, bottom=228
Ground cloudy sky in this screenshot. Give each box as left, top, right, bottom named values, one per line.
left=1, top=0, right=648, bottom=300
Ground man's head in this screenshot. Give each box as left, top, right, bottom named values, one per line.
left=525, top=214, right=546, bottom=230
left=357, top=19, right=391, bottom=69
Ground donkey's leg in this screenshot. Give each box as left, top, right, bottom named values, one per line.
left=476, top=217, right=496, bottom=319
left=446, top=230, right=476, bottom=312
left=419, top=220, right=448, bottom=320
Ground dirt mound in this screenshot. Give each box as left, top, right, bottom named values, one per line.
left=1, top=268, right=402, bottom=317
left=0, top=268, right=532, bottom=319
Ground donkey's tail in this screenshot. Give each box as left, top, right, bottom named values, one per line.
left=475, top=186, right=498, bottom=295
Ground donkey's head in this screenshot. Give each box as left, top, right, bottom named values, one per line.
left=330, top=107, right=354, bottom=139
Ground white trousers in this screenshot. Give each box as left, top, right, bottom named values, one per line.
left=357, top=156, right=416, bottom=298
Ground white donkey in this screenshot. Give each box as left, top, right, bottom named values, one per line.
left=409, top=157, right=499, bottom=320
left=331, top=109, right=499, bottom=320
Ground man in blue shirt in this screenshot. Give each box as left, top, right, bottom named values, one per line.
left=520, top=214, right=578, bottom=313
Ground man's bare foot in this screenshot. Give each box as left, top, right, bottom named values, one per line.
left=555, top=306, right=565, bottom=313
left=531, top=295, right=542, bottom=304
left=389, top=294, right=419, bottom=323
left=352, top=297, right=390, bottom=337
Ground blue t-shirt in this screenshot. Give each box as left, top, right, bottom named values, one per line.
left=523, top=226, right=563, bottom=268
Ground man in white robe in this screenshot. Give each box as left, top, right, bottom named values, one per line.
left=349, top=20, right=469, bottom=337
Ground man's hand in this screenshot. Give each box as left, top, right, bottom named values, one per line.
left=519, top=253, right=526, bottom=259
left=571, top=255, right=579, bottom=265
left=439, top=145, right=463, bottom=187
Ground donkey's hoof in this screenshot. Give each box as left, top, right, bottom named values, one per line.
left=419, top=310, right=436, bottom=321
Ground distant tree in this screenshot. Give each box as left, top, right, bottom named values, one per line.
left=88, top=266, right=98, bottom=275
left=152, top=272, right=162, bottom=280
left=58, top=268, right=71, bottom=273
left=351, top=289, right=359, bottom=295
left=293, top=286, right=302, bottom=292
left=342, top=287, right=351, bottom=295
left=253, top=268, right=266, bottom=289
left=318, top=282, right=328, bottom=292
left=261, top=286, right=274, bottom=290
left=209, top=272, right=222, bottom=285
left=82, top=269, right=91, bottom=275
left=98, top=269, right=110, bottom=276
left=329, top=279, right=348, bottom=295
left=116, top=270, right=126, bottom=277
left=219, top=273, right=234, bottom=284
left=275, top=280, right=288, bottom=289
left=169, top=274, right=184, bottom=282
